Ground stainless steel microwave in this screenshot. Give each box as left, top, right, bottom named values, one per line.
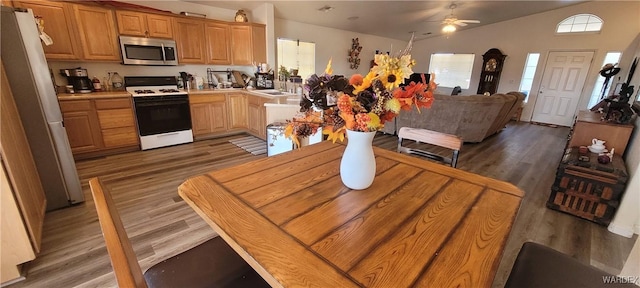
left=119, top=36, right=178, bottom=66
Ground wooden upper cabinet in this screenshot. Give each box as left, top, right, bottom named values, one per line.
left=72, top=4, right=120, bottom=61
left=230, top=24, right=252, bottom=65
left=173, top=17, right=206, bottom=64
left=116, top=10, right=173, bottom=39
left=146, top=14, right=173, bottom=38
left=14, top=1, right=82, bottom=60
left=116, top=10, right=146, bottom=37
left=205, top=21, right=231, bottom=65
left=251, top=24, right=267, bottom=64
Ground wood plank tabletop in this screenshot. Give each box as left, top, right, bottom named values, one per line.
left=178, top=141, right=525, bottom=288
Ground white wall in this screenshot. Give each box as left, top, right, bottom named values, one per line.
left=608, top=26, right=640, bottom=238
left=251, top=3, right=276, bottom=68
left=412, top=1, right=640, bottom=121
left=275, top=19, right=409, bottom=77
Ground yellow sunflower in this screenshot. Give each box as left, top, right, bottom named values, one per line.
left=379, top=70, right=405, bottom=90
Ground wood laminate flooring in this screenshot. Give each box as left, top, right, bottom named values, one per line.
left=8, top=122, right=637, bottom=288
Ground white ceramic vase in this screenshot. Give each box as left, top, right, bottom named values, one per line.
left=340, top=130, right=377, bottom=190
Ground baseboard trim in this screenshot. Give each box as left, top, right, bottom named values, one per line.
left=608, top=223, right=636, bottom=238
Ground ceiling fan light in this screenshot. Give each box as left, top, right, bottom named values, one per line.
left=442, top=24, right=457, bottom=33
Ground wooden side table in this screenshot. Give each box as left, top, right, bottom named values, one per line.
left=547, top=148, right=628, bottom=225
left=568, top=111, right=633, bottom=155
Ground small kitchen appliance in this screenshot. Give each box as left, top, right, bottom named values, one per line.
left=60, top=68, right=93, bottom=93
left=125, top=76, right=193, bottom=150
left=119, top=36, right=178, bottom=66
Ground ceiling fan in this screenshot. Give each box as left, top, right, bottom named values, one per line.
left=440, top=3, right=480, bottom=33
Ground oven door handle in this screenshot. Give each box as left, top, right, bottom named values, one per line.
left=134, top=100, right=189, bottom=107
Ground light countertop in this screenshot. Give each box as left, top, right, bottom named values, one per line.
left=57, top=88, right=301, bottom=104
left=57, top=91, right=131, bottom=100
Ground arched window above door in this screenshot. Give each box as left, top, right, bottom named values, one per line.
left=556, top=14, right=603, bottom=34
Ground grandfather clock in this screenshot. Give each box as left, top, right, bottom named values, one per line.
left=477, top=48, right=506, bottom=95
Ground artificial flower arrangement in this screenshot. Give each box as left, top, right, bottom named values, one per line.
left=284, top=37, right=437, bottom=146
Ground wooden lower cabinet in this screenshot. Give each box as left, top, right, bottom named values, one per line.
left=95, top=98, right=138, bottom=149
left=189, top=92, right=269, bottom=139
left=59, top=100, right=102, bottom=153
left=248, top=95, right=267, bottom=139
left=189, top=94, right=228, bottom=137
left=227, top=93, right=248, bottom=130
left=60, top=98, right=139, bottom=157
left=63, top=111, right=102, bottom=152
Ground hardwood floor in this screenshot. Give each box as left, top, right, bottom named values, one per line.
left=8, top=122, right=636, bottom=288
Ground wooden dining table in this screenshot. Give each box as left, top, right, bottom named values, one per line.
left=178, top=140, right=524, bottom=287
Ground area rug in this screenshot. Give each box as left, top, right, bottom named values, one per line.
left=229, top=136, right=267, bottom=155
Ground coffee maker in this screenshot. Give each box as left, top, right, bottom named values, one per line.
left=60, top=68, right=92, bottom=93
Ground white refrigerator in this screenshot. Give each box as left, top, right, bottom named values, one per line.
left=1, top=6, right=84, bottom=210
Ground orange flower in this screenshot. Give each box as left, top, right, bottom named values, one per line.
left=415, top=90, right=434, bottom=109
left=337, top=93, right=353, bottom=114
left=349, top=74, right=364, bottom=86
left=340, top=111, right=356, bottom=130
left=393, top=87, right=417, bottom=111
left=355, top=113, right=371, bottom=131
left=380, top=111, right=397, bottom=123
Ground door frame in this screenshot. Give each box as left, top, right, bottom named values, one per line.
left=525, top=49, right=596, bottom=124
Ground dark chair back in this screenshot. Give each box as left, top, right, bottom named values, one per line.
left=451, top=86, right=462, bottom=95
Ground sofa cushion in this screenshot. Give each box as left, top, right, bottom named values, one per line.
left=393, top=92, right=524, bottom=142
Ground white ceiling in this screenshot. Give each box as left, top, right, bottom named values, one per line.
left=186, top=1, right=588, bottom=40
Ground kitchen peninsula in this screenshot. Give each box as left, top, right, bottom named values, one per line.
left=57, top=88, right=299, bottom=159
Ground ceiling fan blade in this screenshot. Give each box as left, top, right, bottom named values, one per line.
left=457, top=19, right=480, bottom=24
left=455, top=22, right=468, bottom=27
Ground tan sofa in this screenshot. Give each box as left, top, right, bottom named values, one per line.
left=382, top=92, right=524, bottom=142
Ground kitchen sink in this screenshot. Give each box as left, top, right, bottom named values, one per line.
left=254, top=89, right=297, bottom=97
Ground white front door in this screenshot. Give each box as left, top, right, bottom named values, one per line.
left=531, top=51, right=594, bottom=126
